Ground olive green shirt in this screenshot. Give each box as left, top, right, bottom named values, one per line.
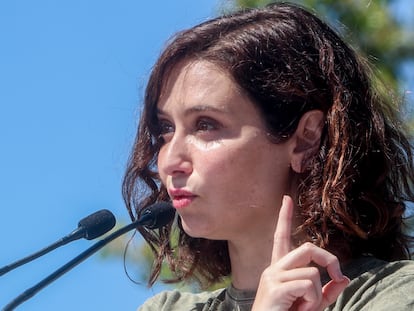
left=138, top=257, right=414, bottom=311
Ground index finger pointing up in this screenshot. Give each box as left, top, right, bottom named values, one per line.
left=271, top=195, right=294, bottom=263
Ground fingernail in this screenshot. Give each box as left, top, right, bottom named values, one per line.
left=337, top=275, right=350, bottom=284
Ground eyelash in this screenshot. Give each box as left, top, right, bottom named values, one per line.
left=158, top=120, right=174, bottom=136
left=156, top=117, right=221, bottom=141
left=195, top=117, right=220, bottom=132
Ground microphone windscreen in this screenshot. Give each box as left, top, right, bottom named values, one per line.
left=140, top=202, right=175, bottom=229
left=78, top=209, right=116, bottom=240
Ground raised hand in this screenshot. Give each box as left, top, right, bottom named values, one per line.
left=252, top=195, right=349, bottom=311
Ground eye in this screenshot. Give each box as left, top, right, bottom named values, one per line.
left=157, top=119, right=174, bottom=142
left=159, top=119, right=174, bottom=134
left=195, top=117, right=220, bottom=132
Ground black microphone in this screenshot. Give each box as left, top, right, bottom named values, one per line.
left=0, top=209, right=116, bottom=277
left=2, top=202, right=175, bottom=311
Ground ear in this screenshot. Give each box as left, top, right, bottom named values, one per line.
left=290, top=110, right=325, bottom=173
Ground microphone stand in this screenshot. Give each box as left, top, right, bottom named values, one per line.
left=0, top=209, right=115, bottom=277
left=0, top=229, right=86, bottom=277
left=2, top=201, right=174, bottom=311
left=2, top=221, right=138, bottom=311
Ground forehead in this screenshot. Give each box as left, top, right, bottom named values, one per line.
left=157, top=60, right=242, bottom=108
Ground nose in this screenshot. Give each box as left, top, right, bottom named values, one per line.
left=158, top=132, right=193, bottom=177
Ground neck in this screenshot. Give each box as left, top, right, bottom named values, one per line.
left=227, top=191, right=299, bottom=290
left=228, top=234, right=274, bottom=291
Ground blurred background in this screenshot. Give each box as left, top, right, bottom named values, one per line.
left=1, top=1, right=413, bottom=310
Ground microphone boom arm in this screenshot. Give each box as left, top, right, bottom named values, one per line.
left=2, top=202, right=174, bottom=311
left=0, top=209, right=115, bottom=277
left=0, top=233, right=81, bottom=277
left=2, top=222, right=138, bottom=311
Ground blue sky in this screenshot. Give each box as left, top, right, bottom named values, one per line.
left=0, top=1, right=219, bottom=310
left=0, top=1, right=412, bottom=311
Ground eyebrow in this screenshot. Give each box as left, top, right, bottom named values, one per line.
left=157, top=104, right=229, bottom=117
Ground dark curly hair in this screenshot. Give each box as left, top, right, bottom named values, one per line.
left=122, top=2, right=414, bottom=287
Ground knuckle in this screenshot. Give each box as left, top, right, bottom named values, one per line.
left=302, top=242, right=315, bottom=251
left=261, top=266, right=278, bottom=280
left=327, top=256, right=339, bottom=266
left=302, top=279, right=314, bottom=291
left=308, top=266, right=320, bottom=279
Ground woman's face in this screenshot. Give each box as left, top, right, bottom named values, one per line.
left=157, top=60, right=295, bottom=241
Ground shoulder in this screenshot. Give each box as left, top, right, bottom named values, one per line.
left=329, top=259, right=414, bottom=310
left=138, top=288, right=226, bottom=311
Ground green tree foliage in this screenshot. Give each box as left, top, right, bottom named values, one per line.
left=226, top=0, right=414, bottom=93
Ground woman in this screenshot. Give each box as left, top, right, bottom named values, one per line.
left=123, top=2, right=414, bottom=310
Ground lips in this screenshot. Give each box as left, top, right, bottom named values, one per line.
left=169, top=189, right=196, bottom=209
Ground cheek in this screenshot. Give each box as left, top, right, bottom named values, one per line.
left=197, top=144, right=267, bottom=193
left=208, top=143, right=290, bottom=201
left=157, top=149, right=167, bottom=182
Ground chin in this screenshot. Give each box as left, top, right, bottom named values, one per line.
left=183, top=227, right=208, bottom=239
left=182, top=222, right=215, bottom=239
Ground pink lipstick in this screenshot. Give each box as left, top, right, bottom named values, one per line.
left=169, top=189, right=196, bottom=209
